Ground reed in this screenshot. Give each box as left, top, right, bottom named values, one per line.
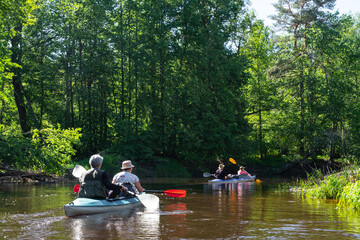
left=306, top=174, right=348, bottom=199
left=294, top=165, right=360, bottom=211
left=338, top=181, right=360, bottom=210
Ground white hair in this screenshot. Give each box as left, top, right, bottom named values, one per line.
left=89, top=154, right=103, bottom=168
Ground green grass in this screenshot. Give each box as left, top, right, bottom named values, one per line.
left=338, top=181, right=360, bottom=210
left=293, top=165, right=360, bottom=211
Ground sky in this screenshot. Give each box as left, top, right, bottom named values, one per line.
left=250, top=0, right=360, bottom=28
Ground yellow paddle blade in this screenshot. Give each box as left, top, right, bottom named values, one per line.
left=229, top=158, right=236, bottom=165
left=256, top=179, right=261, bottom=184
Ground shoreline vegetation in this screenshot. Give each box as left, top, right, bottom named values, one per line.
left=281, top=165, right=360, bottom=211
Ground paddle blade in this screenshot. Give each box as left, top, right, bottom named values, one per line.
left=138, top=193, right=160, bottom=210
left=203, top=172, right=212, bottom=177
left=73, top=184, right=80, bottom=193
left=229, top=158, right=237, bottom=165
left=256, top=179, right=261, bottom=184
left=163, top=189, right=186, bottom=198
left=72, top=165, right=86, bottom=178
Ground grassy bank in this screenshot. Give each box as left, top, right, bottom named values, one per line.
left=292, top=165, right=360, bottom=211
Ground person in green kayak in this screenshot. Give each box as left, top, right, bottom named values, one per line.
left=78, top=154, right=128, bottom=199
left=108, top=160, right=144, bottom=198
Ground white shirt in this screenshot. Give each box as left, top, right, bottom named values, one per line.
left=112, top=171, right=139, bottom=185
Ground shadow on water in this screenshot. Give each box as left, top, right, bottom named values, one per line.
left=2, top=179, right=360, bottom=239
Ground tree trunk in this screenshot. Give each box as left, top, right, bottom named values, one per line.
left=11, top=24, right=30, bottom=134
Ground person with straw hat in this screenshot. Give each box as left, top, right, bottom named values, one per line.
left=109, top=160, right=144, bottom=198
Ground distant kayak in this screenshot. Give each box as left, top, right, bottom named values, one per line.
left=64, top=196, right=144, bottom=217
left=208, top=175, right=256, bottom=184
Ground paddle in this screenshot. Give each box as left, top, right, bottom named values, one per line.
left=73, top=184, right=80, bottom=192
left=137, top=193, right=160, bottom=210
left=72, top=165, right=86, bottom=178
left=73, top=185, right=186, bottom=198
left=229, top=157, right=238, bottom=165
left=144, top=189, right=186, bottom=198
left=203, top=172, right=213, bottom=177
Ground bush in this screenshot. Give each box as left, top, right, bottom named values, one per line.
left=0, top=124, right=82, bottom=174
left=154, top=159, right=191, bottom=178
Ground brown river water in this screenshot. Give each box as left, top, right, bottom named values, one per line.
left=1, top=178, right=360, bottom=239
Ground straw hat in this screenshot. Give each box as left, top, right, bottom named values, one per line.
left=121, top=160, right=135, bottom=170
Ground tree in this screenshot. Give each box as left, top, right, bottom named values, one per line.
left=270, top=0, right=336, bottom=157
left=242, top=19, right=275, bottom=160
left=2, top=0, right=37, bottom=134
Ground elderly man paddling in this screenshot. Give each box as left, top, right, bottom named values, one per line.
left=109, top=160, right=144, bottom=198
left=78, top=154, right=128, bottom=199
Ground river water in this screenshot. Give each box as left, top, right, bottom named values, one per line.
left=1, top=178, right=360, bottom=239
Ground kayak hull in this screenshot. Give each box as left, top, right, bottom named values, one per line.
left=208, top=175, right=256, bottom=184
left=64, top=196, right=143, bottom=217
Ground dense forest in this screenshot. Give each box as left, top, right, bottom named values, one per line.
left=1, top=0, right=359, bottom=177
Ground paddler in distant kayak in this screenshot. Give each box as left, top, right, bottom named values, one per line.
left=238, top=166, right=251, bottom=176
left=78, top=154, right=128, bottom=199
left=109, top=160, right=144, bottom=198
left=214, top=163, right=231, bottom=180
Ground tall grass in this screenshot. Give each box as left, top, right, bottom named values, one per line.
left=306, top=174, right=348, bottom=199
left=338, top=181, right=360, bottom=210
left=297, top=165, right=360, bottom=210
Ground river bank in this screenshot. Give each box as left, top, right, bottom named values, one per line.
left=0, top=165, right=75, bottom=183
left=0, top=157, right=343, bottom=183
left=285, top=165, right=360, bottom=211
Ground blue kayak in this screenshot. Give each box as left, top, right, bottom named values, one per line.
left=208, top=175, right=256, bottom=184
left=64, top=196, right=143, bottom=217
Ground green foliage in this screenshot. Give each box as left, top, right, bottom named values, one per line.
left=0, top=124, right=31, bottom=167
left=294, top=166, right=360, bottom=211
left=0, top=0, right=37, bottom=80
left=0, top=124, right=82, bottom=174
left=2, top=0, right=360, bottom=177
left=30, top=126, right=82, bottom=174
left=154, top=159, right=191, bottom=178
left=338, top=181, right=360, bottom=210
left=307, top=174, right=348, bottom=199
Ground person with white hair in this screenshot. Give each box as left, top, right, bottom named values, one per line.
left=109, top=160, right=144, bottom=198
left=78, top=154, right=128, bottom=199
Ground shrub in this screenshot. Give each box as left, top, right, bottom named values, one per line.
left=154, top=159, right=191, bottom=178
left=0, top=124, right=82, bottom=174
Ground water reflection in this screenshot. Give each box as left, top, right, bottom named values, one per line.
left=160, top=202, right=190, bottom=238
left=206, top=181, right=257, bottom=195
left=64, top=207, right=160, bottom=239
left=2, top=181, right=360, bottom=239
